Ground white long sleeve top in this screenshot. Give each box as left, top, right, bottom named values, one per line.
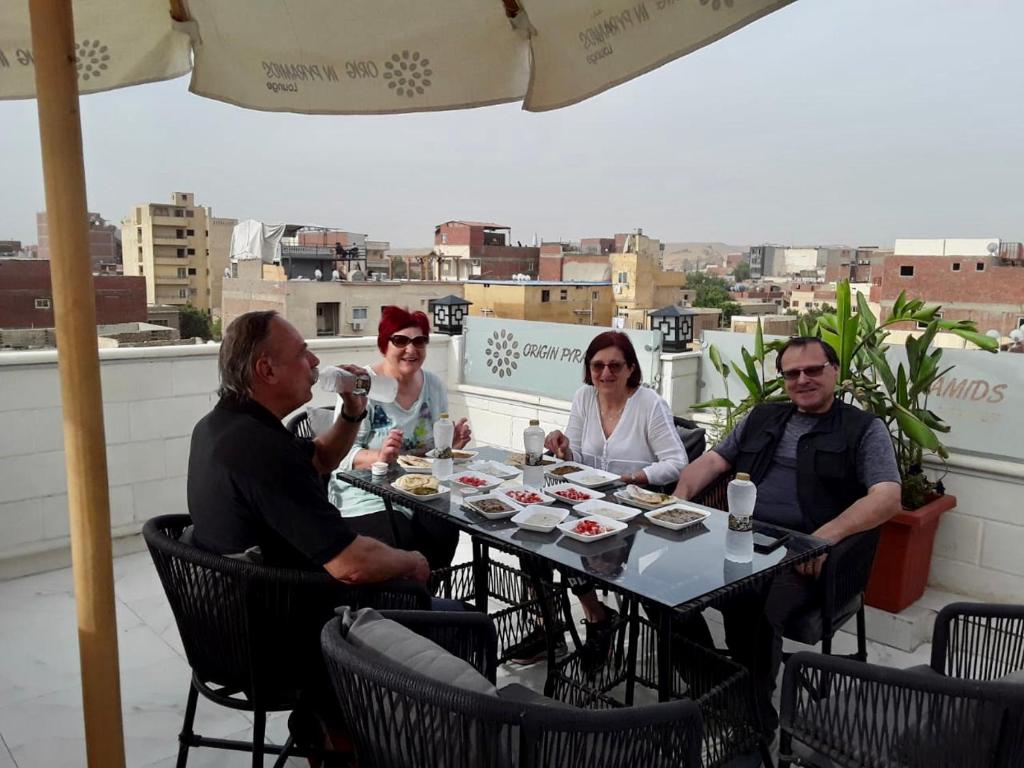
left=564, top=385, right=688, bottom=486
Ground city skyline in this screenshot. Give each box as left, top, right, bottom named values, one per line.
left=2, top=0, right=1022, bottom=249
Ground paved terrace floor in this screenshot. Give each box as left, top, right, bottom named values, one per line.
left=0, top=537, right=952, bottom=768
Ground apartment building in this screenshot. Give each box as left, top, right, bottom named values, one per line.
left=121, top=192, right=234, bottom=312
left=463, top=280, right=614, bottom=326
left=38, top=211, right=122, bottom=274
left=433, top=221, right=539, bottom=280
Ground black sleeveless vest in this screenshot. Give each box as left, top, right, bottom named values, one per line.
left=733, top=400, right=878, bottom=532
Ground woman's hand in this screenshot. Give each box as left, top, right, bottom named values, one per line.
left=545, top=430, right=571, bottom=459
left=377, top=429, right=403, bottom=464
left=620, top=470, right=649, bottom=486
left=453, top=417, right=472, bottom=449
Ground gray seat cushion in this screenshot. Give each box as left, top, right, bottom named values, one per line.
left=338, top=607, right=498, bottom=696
left=498, top=683, right=575, bottom=709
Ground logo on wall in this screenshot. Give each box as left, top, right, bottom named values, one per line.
left=485, top=330, right=520, bottom=379
left=75, top=39, right=111, bottom=82
left=383, top=50, right=433, bottom=99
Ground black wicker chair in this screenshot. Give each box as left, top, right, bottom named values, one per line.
left=693, top=472, right=878, bottom=661
left=321, top=609, right=704, bottom=768
left=143, top=514, right=429, bottom=768
left=674, top=415, right=708, bottom=464
left=779, top=602, right=1024, bottom=767
left=285, top=405, right=335, bottom=439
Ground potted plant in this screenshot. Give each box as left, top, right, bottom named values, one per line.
left=697, top=281, right=998, bottom=612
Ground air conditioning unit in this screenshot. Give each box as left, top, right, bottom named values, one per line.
left=350, top=320, right=365, bottom=331
left=614, top=284, right=625, bottom=294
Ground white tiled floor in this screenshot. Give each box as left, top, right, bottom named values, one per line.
left=0, top=540, right=941, bottom=768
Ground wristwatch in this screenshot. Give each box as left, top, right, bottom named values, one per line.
left=339, top=408, right=367, bottom=423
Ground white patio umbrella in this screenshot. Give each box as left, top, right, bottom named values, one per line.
left=5, top=1, right=795, bottom=765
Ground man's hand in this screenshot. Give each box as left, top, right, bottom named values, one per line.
left=406, top=551, right=431, bottom=584
left=795, top=553, right=828, bottom=578
left=453, top=417, right=472, bottom=449
left=337, top=364, right=369, bottom=418
left=378, top=429, right=403, bottom=464
left=545, top=430, right=570, bottom=459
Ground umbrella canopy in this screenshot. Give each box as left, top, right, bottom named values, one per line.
left=2, top=0, right=795, bottom=112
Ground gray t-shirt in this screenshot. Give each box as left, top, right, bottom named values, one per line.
left=713, top=408, right=900, bottom=532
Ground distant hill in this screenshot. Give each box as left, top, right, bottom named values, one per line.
left=661, top=242, right=747, bottom=272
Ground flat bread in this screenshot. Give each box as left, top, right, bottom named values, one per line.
left=393, top=474, right=440, bottom=494
left=398, top=455, right=432, bottom=469
left=626, top=484, right=673, bottom=504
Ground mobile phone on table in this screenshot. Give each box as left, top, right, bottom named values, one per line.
left=753, top=531, right=789, bottom=554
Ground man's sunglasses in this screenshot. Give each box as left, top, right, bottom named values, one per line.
left=389, top=334, right=430, bottom=349
left=780, top=364, right=830, bottom=381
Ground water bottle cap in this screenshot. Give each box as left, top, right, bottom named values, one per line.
left=439, top=412, right=449, bottom=419
left=735, top=472, right=751, bottom=482
left=529, top=419, right=539, bottom=426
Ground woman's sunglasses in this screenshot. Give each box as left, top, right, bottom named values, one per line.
left=389, top=334, right=430, bottom=349
left=590, top=361, right=626, bottom=374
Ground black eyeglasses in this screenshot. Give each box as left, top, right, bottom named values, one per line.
left=780, top=364, right=829, bottom=381
left=389, top=334, right=430, bottom=349
left=590, top=361, right=626, bottom=374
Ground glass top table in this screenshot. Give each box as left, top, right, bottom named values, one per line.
left=335, top=447, right=828, bottom=612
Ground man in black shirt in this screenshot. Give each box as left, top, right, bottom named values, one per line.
left=188, top=310, right=430, bottom=585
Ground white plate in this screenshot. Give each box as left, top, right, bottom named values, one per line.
left=571, top=498, right=643, bottom=523
left=443, top=470, right=503, bottom=492
left=562, top=467, right=621, bottom=488
left=504, top=453, right=565, bottom=470
left=557, top=514, right=628, bottom=543
left=511, top=505, right=570, bottom=533
left=496, top=485, right=556, bottom=507
left=544, top=462, right=588, bottom=480
left=463, top=492, right=522, bottom=520
left=426, top=448, right=478, bottom=462
left=644, top=503, right=711, bottom=531
left=397, top=455, right=434, bottom=473
left=613, top=488, right=677, bottom=510
left=467, top=460, right=519, bottom=479
left=545, top=482, right=604, bottom=505
left=390, top=481, right=450, bottom=502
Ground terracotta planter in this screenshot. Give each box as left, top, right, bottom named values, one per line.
left=864, top=493, right=956, bottom=614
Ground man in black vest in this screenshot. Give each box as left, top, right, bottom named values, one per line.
left=673, top=336, right=901, bottom=733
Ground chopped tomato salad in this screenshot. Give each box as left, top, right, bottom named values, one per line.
left=572, top=520, right=611, bottom=536
left=554, top=488, right=591, bottom=501
left=507, top=490, right=544, bottom=504
left=457, top=475, right=488, bottom=487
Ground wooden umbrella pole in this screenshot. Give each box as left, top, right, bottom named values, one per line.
left=28, top=1, right=126, bottom=766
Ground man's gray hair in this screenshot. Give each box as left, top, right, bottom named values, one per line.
left=218, top=310, right=278, bottom=401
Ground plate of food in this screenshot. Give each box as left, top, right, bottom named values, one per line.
left=562, top=467, right=620, bottom=488
left=504, top=452, right=564, bottom=469
left=443, top=470, right=503, bottom=492
left=544, top=462, right=587, bottom=479
left=557, top=514, right=627, bottom=543
left=463, top=493, right=521, bottom=520
left=496, top=485, right=556, bottom=507
left=426, top=448, right=478, bottom=462
left=645, top=503, right=711, bottom=531
left=397, top=454, right=433, bottom=473
left=571, top=498, right=643, bottom=523
left=511, top=505, right=570, bottom=533
left=613, top=484, right=677, bottom=510
left=544, top=482, right=603, bottom=505
left=390, top=474, right=449, bottom=501
left=467, top=459, right=519, bottom=479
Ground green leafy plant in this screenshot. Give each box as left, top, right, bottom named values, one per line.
left=697, top=280, right=998, bottom=509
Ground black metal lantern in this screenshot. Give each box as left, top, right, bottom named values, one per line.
left=428, top=294, right=472, bottom=335
left=648, top=305, right=695, bottom=352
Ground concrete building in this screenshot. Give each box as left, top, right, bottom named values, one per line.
left=433, top=221, right=539, bottom=280
left=731, top=314, right=798, bottom=336
left=207, top=216, right=238, bottom=317
left=0, top=240, right=23, bottom=258
left=871, top=241, right=1024, bottom=336
left=0, top=258, right=145, bottom=330
left=222, top=259, right=462, bottom=338
left=609, top=234, right=686, bottom=330
left=749, top=244, right=782, bottom=279
left=121, top=192, right=215, bottom=311
left=788, top=285, right=837, bottom=313
left=463, top=280, right=614, bottom=326
left=38, top=211, right=121, bottom=274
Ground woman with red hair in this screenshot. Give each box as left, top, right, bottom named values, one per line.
left=327, top=306, right=470, bottom=568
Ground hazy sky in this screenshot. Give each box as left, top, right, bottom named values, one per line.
left=2, top=0, right=1022, bottom=249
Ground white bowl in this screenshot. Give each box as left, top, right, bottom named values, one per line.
left=426, top=448, right=478, bottom=462
left=644, top=503, right=711, bottom=531
left=571, top=498, right=643, bottom=523
left=467, top=460, right=519, bottom=479
left=443, top=470, right=503, bottom=492
left=462, top=492, right=522, bottom=520
left=557, top=514, right=627, bottom=543
left=496, top=485, right=556, bottom=507
left=613, top=487, right=677, bottom=510
left=511, top=505, right=570, bottom=533
left=562, top=467, right=620, bottom=488
left=544, top=482, right=604, bottom=505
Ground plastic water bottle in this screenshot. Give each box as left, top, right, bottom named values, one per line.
left=522, top=419, right=545, bottom=488
left=432, top=412, right=455, bottom=479
left=725, top=472, right=756, bottom=563
left=318, top=366, right=398, bottom=403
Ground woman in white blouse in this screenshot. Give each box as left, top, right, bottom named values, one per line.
left=540, top=331, right=688, bottom=670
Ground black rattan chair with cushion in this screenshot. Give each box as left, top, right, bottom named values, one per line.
left=143, top=513, right=429, bottom=768
left=693, top=472, right=878, bottom=661
left=673, top=415, right=708, bottom=464
left=321, top=609, right=704, bottom=768
left=779, top=604, right=1024, bottom=768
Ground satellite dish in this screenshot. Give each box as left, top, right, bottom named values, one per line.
left=987, top=241, right=999, bottom=255
left=1010, top=329, right=1023, bottom=343
left=986, top=329, right=1001, bottom=339
left=332, top=269, right=341, bottom=281
left=223, top=267, right=231, bottom=277
left=314, top=268, right=323, bottom=280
